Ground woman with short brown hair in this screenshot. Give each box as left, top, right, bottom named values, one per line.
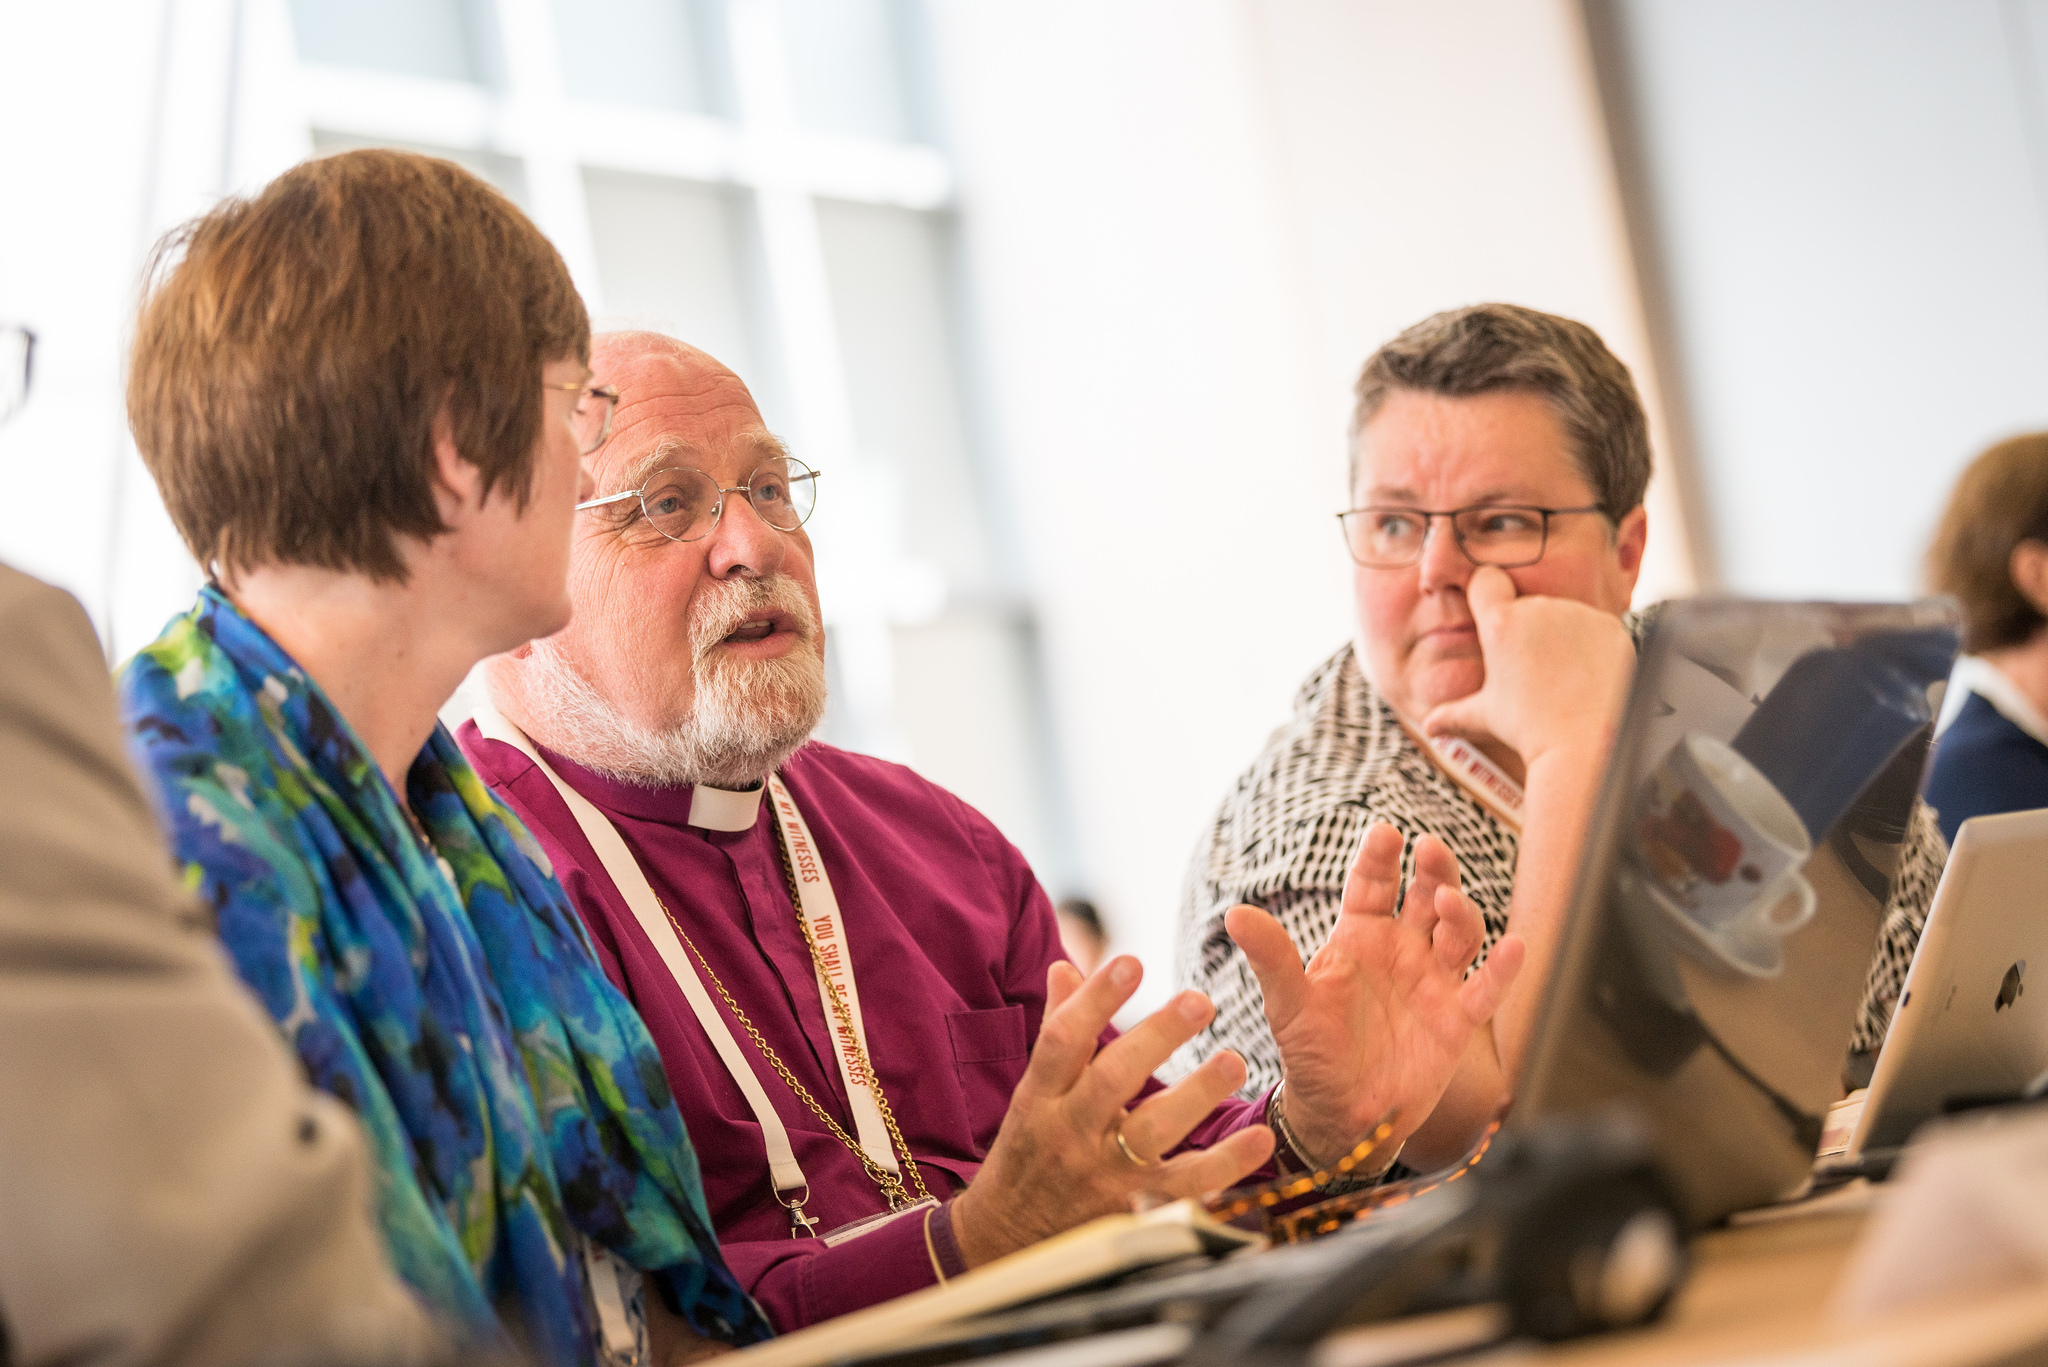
left=118, top=149, right=770, bottom=1363
left=1923, top=432, right=2048, bottom=843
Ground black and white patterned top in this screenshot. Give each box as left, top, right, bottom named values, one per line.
left=1170, top=637, right=1948, bottom=1096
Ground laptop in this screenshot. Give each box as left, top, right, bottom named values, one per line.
left=1511, top=597, right=1960, bottom=1228
left=796, top=599, right=1963, bottom=1366
left=1843, top=807, right=2048, bottom=1159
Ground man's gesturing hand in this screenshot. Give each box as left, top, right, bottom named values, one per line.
left=1226, top=824, right=1525, bottom=1167
left=949, top=957, right=1274, bottom=1269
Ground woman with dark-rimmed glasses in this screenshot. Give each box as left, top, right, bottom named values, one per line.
left=1174, top=303, right=1949, bottom=1161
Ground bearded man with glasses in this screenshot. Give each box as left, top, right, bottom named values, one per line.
left=1172, top=303, right=1948, bottom=1170
left=462, top=330, right=1534, bottom=1331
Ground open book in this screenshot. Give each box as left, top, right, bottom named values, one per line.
left=732, top=1199, right=1262, bottom=1367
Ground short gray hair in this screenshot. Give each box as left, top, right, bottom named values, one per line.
left=1349, top=303, right=1651, bottom=521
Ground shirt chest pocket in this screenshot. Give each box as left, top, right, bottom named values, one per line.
left=945, top=1005, right=1028, bottom=1155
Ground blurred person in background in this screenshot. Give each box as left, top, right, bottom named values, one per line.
left=0, top=321, right=442, bottom=1364
left=1055, top=896, right=1109, bottom=973
left=464, top=330, right=1527, bottom=1330
left=1174, top=304, right=1948, bottom=1168
left=116, top=152, right=769, bottom=1364
left=1923, top=432, right=2048, bottom=843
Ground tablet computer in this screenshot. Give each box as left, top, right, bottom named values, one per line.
left=1847, top=806, right=2048, bottom=1157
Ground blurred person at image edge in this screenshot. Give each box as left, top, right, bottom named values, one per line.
left=0, top=316, right=443, bottom=1362
left=1923, top=432, right=2048, bottom=842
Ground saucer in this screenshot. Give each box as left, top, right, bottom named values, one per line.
left=1619, top=868, right=1787, bottom=979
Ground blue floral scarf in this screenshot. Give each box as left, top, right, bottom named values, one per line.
left=120, top=587, right=771, bottom=1363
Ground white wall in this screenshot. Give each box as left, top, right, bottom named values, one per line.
left=1608, top=0, right=2048, bottom=599
left=927, top=0, right=1690, bottom=1013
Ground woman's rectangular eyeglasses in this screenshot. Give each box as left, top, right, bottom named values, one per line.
left=1337, top=503, right=1606, bottom=569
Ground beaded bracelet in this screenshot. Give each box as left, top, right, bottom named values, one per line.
left=1267, top=1081, right=1406, bottom=1193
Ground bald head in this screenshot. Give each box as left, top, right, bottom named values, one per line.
left=591, top=330, right=727, bottom=389
left=586, top=333, right=783, bottom=494
left=485, top=331, right=827, bottom=788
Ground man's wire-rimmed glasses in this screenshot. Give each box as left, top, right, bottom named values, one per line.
left=1, top=324, right=35, bottom=426
left=546, top=381, right=620, bottom=454
left=1337, top=503, right=1606, bottom=569
left=578, top=456, right=822, bottom=542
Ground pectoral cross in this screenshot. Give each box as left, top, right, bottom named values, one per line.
left=788, top=1204, right=821, bottom=1238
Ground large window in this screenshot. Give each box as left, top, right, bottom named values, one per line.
left=128, top=0, right=1068, bottom=881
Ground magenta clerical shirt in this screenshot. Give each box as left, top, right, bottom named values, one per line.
left=457, top=727, right=1268, bottom=1330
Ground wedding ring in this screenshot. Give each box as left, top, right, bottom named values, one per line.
left=1114, top=1129, right=1151, bottom=1168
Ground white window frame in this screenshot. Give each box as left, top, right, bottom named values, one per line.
left=291, top=0, right=963, bottom=761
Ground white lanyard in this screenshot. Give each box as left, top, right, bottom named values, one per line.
left=470, top=704, right=900, bottom=1225
left=1399, top=718, right=1525, bottom=833
left=765, top=775, right=899, bottom=1179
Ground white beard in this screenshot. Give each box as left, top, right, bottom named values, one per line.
left=506, top=574, right=827, bottom=790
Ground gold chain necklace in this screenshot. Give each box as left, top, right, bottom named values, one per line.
left=767, top=819, right=931, bottom=1206
left=651, top=824, right=930, bottom=1210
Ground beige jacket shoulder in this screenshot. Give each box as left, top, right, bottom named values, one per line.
left=0, top=565, right=444, bottom=1367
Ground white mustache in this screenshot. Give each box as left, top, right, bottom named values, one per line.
left=689, top=575, right=818, bottom=662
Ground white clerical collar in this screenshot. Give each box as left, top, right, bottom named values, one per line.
left=687, top=781, right=766, bottom=832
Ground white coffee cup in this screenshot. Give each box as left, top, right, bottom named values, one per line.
left=1633, top=732, right=1812, bottom=934
left=1723, top=867, right=1817, bottom=948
